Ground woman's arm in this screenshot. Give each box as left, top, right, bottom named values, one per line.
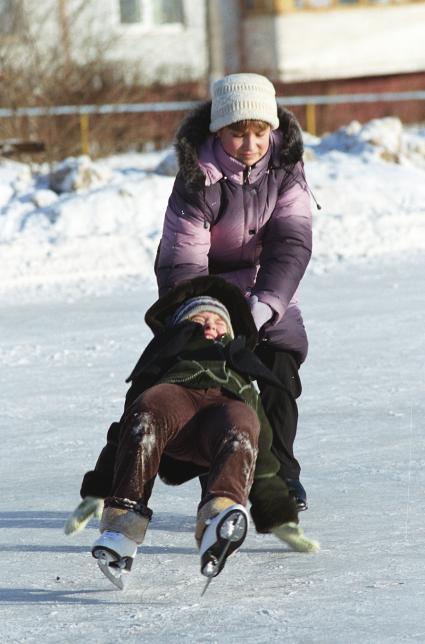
left=253, top=162, right=312, bottom=323
left=155, top=174, right=212, bottom=296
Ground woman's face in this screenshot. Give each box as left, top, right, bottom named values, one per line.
left=189, top=311, right=229, bottom=340
left=217, top=122, right=271, bottom=165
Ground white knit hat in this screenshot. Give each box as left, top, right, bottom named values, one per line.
left=210, top=73, right=279, bottom=132
left=171, top=296, right=234, bottom=338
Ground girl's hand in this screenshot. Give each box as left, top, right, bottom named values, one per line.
left=64, top=496, right=104, bottom=535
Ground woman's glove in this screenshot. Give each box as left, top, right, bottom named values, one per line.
left=272, top=522, right=320, bottom=553
left=64, top=496, right=104, bottom=535
left=249, top=296, right=273, bottom=331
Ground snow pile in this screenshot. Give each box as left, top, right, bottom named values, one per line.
left=313, top=117, right=404, bottom=161
left=1, top=117, right=424, bottom=300
left=155, top=150, right=179, bottom=176
left=311, top=116, right=425, bottom=169
left=0, top=152, right=169, bottom=298
left=402, top=125, right=425, bottom=169
left=48, top=155, right=113, bottom=193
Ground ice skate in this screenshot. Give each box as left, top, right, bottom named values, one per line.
left=199, top=504, right=248, bottom=580
left=91, top=530, right=137, bottom=590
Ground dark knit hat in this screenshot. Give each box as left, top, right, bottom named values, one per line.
left=171, top=296, right=234, bottom=338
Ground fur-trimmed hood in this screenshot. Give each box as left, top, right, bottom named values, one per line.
left=145, top=275, right=258, bottom=350
left=174, top=101, right=304, bottom=191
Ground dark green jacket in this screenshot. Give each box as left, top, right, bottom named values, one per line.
left=155, top=332, right=281, bottom=482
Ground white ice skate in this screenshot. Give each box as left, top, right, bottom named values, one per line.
left=91, top=530, right=137, bottom=590
left=199, top=504, right=248, bottom=584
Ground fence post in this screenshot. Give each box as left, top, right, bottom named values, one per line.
left=79, top=113, right=90, bottom=155
left=305, top=103, right=316, bottom=136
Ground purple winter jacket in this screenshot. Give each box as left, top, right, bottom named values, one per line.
left=155, top=103, right=312, bottom=362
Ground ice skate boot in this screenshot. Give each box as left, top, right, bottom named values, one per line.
left=91, top=530, right=137, bottom=590
left=199, top=504, right=248, bottom=580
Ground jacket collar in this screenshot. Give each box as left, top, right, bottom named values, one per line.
left=145, top=275, right=258, bottom=349
left=198, top=136, right=273, bottom=186
left=175, top=101, right=304, bottom=191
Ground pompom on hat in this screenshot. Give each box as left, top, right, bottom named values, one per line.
left=171, top=296, right=234, bottom=338
left=209, top=73, right=279, bottom=133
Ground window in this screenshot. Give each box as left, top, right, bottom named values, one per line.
left=119, top=0, right=184, bottom=26
left=154, top=0, right=184, bottom=24
left=119, top=0, right=142, bottom=24
left=0, top=0, right=24, bottom=35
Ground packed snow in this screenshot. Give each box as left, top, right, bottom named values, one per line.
left=1, top=116, right=424, bottom=301
left=1, top=117, right=425, bottom=642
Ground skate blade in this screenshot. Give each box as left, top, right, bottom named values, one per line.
left=96, top=559, right=127, bottom=590
left=93, top=549, right=128, bottom=590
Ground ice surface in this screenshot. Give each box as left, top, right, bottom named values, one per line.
left=1, top=259, right=424, bottom=642
left=1, top=119, right=424, bottom=642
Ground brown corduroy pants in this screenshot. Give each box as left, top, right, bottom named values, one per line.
left=108, top=384, right=260, bottom=512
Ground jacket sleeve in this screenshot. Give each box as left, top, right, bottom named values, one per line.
left=79, top=326, right=200, bottom=498
left=252, top=162, right=312, bottom=323
left=79, top=379, right=152, bottom=500
left=155, top=174, right=212, bottom=296
left=253, top=399, right=281, bottom=480
left=80, top=421, right=120, bottom=499
left=249, top=398, right=298, bottom=531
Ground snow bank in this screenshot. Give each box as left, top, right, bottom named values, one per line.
left=1, top=117, right=424, bottom=300
left=311, top=117, right=425, bottom=169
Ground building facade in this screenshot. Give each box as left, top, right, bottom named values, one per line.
left=1, top=0, right=424, bottom=132
left=0, top=0, right=208, bottom=85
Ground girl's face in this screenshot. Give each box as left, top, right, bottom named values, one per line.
left=189, top=311, right=229, bottom=341
left=217, top=122, right=271, bottom=165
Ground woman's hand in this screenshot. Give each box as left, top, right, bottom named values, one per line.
left=249, top=295, right=273, bottom=331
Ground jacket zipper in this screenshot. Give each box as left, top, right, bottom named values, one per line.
left=242, top=166, right=255, bottom=263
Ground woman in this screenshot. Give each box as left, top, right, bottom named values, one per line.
left=155, top=73, right=313, bottom=509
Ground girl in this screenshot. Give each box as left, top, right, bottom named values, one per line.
left=66, top=277, right=319, bottom=589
